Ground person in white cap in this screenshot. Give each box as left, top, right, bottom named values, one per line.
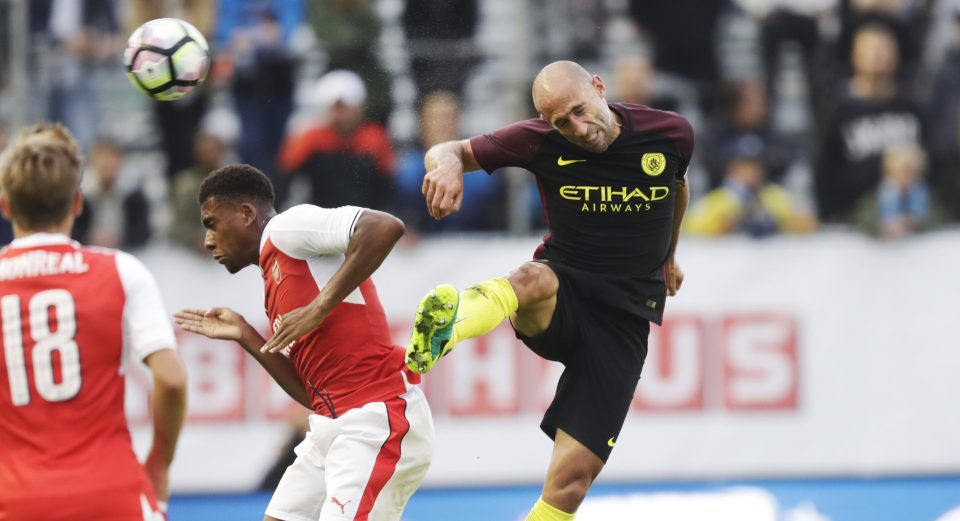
left=279, top=70, right=396, bottom=211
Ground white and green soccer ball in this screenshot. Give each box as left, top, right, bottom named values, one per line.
left=124, top=18, right=210, bottom=101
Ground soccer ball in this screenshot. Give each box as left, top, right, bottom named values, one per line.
left=124, top=18, right=210, bottom=101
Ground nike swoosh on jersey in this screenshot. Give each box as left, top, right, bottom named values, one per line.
left=557, top=156, right=587, bottom=166
left=607, top=437, right=616, bottom=447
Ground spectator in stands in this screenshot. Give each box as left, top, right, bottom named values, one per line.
left=396, top=91, right=505, bottom=234
left=308, top=0, right=391, bottom=123
left=834, top=0, right=926, bottom=92
left=735, top=0, right=836, bottom=123
left=403, top=0, right=479, bottom=99
left=611, top=53, right=681, bottom=113
left=127, top=0, right=216, bottom=181
left=684, top=135, right=816, bottom=237
left=29, top=0, right=122, bottom=152
left=278, top=70, right=395, bottom=211
left=73, top=139, right=151, bottom=250
left=925, top=8, right=960, bottom=221
left=702, top=79, right=795, bottom=189
left=854, top=142, right=945, bottom=239
left=628, top=0, right=723, bottom=110
left=814, top=23, right=924, bottom=223
left=125, top=0, right=215, bottom=35
left=215, top=0, right=302, bottom=191
left=168, top=131, right=227, bottom=251
left=535, top=0, right=609, bottom=62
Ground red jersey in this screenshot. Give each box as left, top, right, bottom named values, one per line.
left=259, top=205, right=418, bottom=418
left=0, top=234, right=176, bottom=512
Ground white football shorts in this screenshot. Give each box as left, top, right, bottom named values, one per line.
left=265, top=386, right=434, bottom=521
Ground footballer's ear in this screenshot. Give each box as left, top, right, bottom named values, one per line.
left=71, top=190, right=84, bottom=217
left=238, top=201, right=258, bottom=226
left=592, top=74, right=606, bottom=98
left=0, top=193, right=11, bottom=221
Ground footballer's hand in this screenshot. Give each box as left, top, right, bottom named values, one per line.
left=422, top=162, right=464, bottom=220
left=173, top=307, right=247, bottom=341
left=665, top=258, right=684, bottom=297
left=260, top=303, right=325, bottom=354
left=143, top=454, right=170, bottom=503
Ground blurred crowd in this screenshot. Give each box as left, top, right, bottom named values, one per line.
left=0, top=0, right=958, bottom=251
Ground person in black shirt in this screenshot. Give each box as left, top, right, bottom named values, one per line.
left=815, top=23, right=923, bottom=223
left=405, top=61, right=693, bottom=520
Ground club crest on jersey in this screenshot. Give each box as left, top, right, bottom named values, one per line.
left=272, top=315, right=292, bottom=357
left=641, top=152, right=666, bottom=176
left=271, top=259, right=281, bottom=283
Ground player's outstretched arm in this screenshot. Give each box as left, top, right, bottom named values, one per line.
left=142, top=348, right=187, bottom=505
left=423, top=139, right=481, bottom=219
left=174, top=308, right=312, bottom=409
left=174, top=307, right=246, bottom=340
left=260, top=210, right=405, bottom=354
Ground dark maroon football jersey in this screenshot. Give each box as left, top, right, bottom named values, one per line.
left=470, top=103, right=694, bottom=322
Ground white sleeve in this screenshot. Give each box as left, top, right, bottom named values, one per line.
left=116, top=251, right=177, bottom=362
left=268, top=204, right=364, bottom=259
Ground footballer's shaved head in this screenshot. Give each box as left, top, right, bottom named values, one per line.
left=532, top=61, right=594, bottom=114
left=531, top=60, right=620, bottom=153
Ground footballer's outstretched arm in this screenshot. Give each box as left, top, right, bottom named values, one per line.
left=234, top=319, right=312, bottom=409
left=173, top=307, right=312, bottom=409
left=259, top=210, right=405, bottom=353
left=423, top=139, right=481, bottom=219
left=143, top=348, right=186, bottom=503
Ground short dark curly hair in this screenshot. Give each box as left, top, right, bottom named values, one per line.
left=198, top=163, right=275, bottom=207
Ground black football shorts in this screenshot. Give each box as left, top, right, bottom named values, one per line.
left=514, top=260, right=650, bottom=462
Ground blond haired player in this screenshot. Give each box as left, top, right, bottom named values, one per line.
left=0, top=124, right=186, bottom=520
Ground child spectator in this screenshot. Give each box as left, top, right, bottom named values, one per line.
left=685, top=135, right=816, bottom=237
left=854, top=143, right=945, bottom=239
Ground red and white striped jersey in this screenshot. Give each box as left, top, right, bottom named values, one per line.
left=0, top=233, right=176, bottom=502
left=259, top=205, right=418, bottom=418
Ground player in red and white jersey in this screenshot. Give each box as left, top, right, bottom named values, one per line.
left=0, top=123, right=186, bottom=521
left=174, top=164, right=432, bottom=521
